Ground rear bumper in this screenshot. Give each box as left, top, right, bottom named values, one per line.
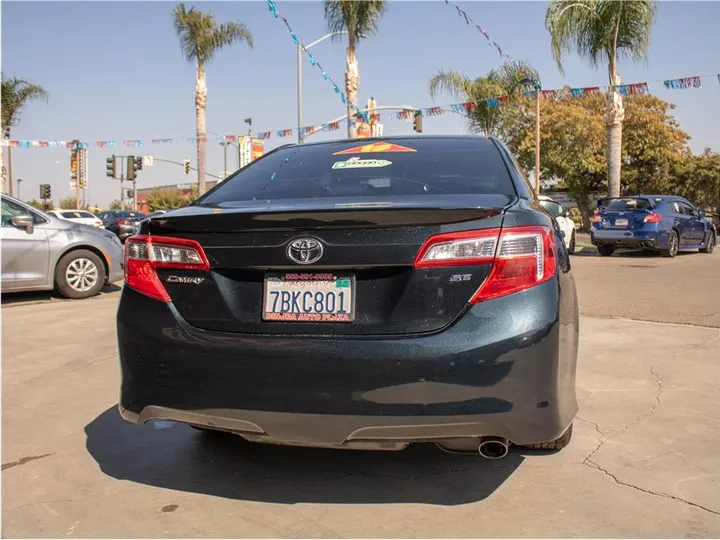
left=117, top=276, right=579, bottom=448
left=591, top=228, right=664, bottom=248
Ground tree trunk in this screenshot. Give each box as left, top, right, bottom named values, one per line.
left=1, top=144, right=6, bottom=195
left=345, top=46, right=359, bottom=139
left=605, top=64, right=624, bottom=198
left=195, top=64, right=208, bottom=196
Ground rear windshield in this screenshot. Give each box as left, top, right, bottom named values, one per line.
left=61, top=211, right=95, bottom=219
left=199, top=138, right=515, bottom=204
left=604, top=198, right=653, bottom=211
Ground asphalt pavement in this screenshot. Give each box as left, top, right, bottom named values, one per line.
left=2, top=249, right=719, bottom=537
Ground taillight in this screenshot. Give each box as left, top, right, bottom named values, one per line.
left=592, top=212, right=602, bottom=223
left=124, top=235, right=209, bottom=302
left=413, top=226, right=557, bottom=303
left=118, top=219, right=128, bottom=226
left=644, top=212, right=662, bottom=223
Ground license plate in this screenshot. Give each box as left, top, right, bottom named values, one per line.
left=615, top=218, right=628, bottom=227
left=263, top=273, right=354, bottom=323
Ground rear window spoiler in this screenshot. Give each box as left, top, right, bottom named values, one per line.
left=596, top=196, right=655, bottom=210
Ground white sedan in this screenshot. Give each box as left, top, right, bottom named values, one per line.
left=538, top=195, right=577, bottom=254
left=46, top=210, right=104, bottom=229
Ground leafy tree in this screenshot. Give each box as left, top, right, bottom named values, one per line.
left=173, top=3, right=253, bottom=196
left=145, top=188, right=188, bottom=212
left=621, top=95, right=690, bottom=195
left=58, top=196, right=79, bottom=209
left=429, top=60, right=539, bottom=138
left=546, top=0, right=657, bottom=198
left=1, top=74, right=49, bottom=195
left=324, top=0, right=387, bottom=138
left=673, top=149, right=720, bottom=217
left=26, top=198, right=44, bottom=210
left=109, top=200, right=123, bottom=210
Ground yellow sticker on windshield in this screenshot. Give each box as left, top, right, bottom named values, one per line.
left=333, top=143, right=416, bottom=155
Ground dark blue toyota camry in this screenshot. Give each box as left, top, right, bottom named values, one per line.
left=117, top=136, right=579, bottom=459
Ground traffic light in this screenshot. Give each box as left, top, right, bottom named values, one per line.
left=40, top=184, right=51, bottom=200
left=123, top=188, right=134, bottom=199
left=127, top=155, right=136, bottom=181
left=134, top=156, right=143, bottom=172
left=413, top=111, right=423, bottom=133
left=70, top=149, right=78, bottom=181
left=183, top=159, right=190, bottom=175
left=106, top=156, right=116, bottom=178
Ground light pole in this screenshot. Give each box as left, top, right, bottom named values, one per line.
left=297, top=31, right=356, bottom=144
left=17, top=178, right=22, bottom=199
left=219, top=141, right=229, bottom=179
left=521, top=78, right=542, bottom=195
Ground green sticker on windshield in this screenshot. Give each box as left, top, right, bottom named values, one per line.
left=332, top=157, right=392, bottom=170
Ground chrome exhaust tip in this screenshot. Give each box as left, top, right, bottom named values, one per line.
left=478, top=437, right=510, bottom=459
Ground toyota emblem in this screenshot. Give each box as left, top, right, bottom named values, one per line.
left=286, top=238, right=324, bottom=265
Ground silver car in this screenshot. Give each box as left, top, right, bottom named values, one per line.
left=1, top=195, right=124, bottom=299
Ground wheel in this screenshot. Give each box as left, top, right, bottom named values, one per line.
left=567, top=231, right=576, bottom=255
left=661, top=230, right=679, bottom=258
left=523, top=423, right=573, bottom=450
left=55, top=249, right=106, bottom=299
left=597, top=245, right=614, bottom=257
left=700, top=232, right=715, bottom=253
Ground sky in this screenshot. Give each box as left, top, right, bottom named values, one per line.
left=2, top=0, right=719, bottom=207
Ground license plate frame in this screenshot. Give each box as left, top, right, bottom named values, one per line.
left=262, top=272, right=355, bottom=323
left=614, top=218, right=629, bottom=227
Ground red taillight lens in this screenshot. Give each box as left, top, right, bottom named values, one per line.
left=124, top=235, right=209, bottom=302
left=592, top=212, right=602, bottom=223
left=118, top=219, right=128, bottom=226
left=644, top=212, right=662, bottom=223
left=413, top=226, right=556, bottom=303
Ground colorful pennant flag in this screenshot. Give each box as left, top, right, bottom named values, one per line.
left=664, top=76, right=702, bottom=89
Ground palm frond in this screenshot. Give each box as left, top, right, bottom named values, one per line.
left=428, top=70, right=475, bottom=101
left=1, top=73, right=49, bottom=128
left=324, top=0, right=387, bottom=49
left=546, top=0, right=656, bottom=74
left=172, top=3, right=253, bottom=65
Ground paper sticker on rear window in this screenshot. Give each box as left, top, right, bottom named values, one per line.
left=332, top=157, right=392, bottom=170
left=333, top=143, right=416, bottom=155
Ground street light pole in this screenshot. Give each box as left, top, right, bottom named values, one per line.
left=535, top=85, right=541, bottom=194
left=297, top=31, right=354, bottom=145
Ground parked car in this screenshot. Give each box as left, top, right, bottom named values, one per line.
left=97, top=210, right=146, bottom=242
left=537, top=195, right=576, bottom=254
left=591, top=195, right=716, bottom=257
left=117, top=136, right=579, bottom=459
left=1, top=195, right=124, bottom=299
left=46, top=209, right=104, bottom=229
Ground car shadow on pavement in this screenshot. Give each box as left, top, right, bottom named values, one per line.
left=1, top=283, right=121, bottom=306
left=85, top=406, right=525, bottom=505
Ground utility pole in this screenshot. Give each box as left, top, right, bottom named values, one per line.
left=535, top=84, right=541, bottom=194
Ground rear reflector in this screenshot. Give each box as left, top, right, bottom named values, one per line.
left=124, top=235, right=209, bottom=302
left=644, top=212, right=662, bottom=223
left=414, top=226, right=557, bottom=302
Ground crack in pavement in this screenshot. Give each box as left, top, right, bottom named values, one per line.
left=580, top=363, right=719, bottom=517
left=583, top=458, right=720, bottom=516
left=2, top=453, right=54, bottom=471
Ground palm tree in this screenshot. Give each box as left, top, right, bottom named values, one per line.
left=428, top=60, right=539, bottom=136
left=1, top=74, right=48, bottom=195
left=324, top=0, right=387, bottom=139
left=172, top=3, right=253, bottom=196
left=546, top=0, right=657, bottom=198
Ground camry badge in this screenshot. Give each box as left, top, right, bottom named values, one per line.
left=166, top=276, right=205, bottom=284
left=287, top=238, right=324, bottom=265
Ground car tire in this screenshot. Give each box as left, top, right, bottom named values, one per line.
left=597, top=245, right=614, bottom=257
left=54, top=249, right=106, bottom=299
left=700, top=232, right=715, bottom=254
left=568, top=231, right=576, bottom=255
left=661, top=230, right=679, bottom=258
left=523, top=423, right=573, bottom=450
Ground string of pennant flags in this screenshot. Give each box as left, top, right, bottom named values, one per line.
left=2, top=74, right=718, bottom=149
left=266, top=0, right=369, bottom=124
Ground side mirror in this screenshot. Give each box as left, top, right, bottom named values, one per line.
left=11, top=215, right=35, bottom=234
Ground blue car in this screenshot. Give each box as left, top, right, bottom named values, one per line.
left=591, top=195, right=716, bottom=257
